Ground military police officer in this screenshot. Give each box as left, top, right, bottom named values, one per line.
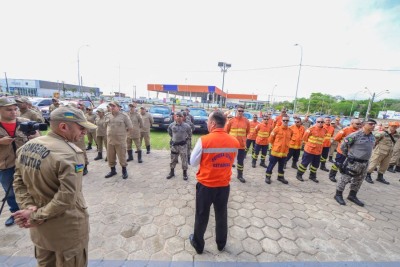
left=94, top=108, right=108, bottom=161
left=85, top=107, right=97, bottom=150
left=334, top=119, right=376, bottom=206
left=12, top=106, right=96, bottom=266
left=126, top=103, right=144, bottom=163
left=15, top=97, right=45, bottom=123
left=166, top=112, right=192, bottom=180
left=140, top=106, right=154, bottom=154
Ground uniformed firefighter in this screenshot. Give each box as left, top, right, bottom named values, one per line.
left=15, top=97, right=45, bottom=123
left=225, top=105, right=250, bottom=183
left=320, top=117, right=335, bottom=172
left=328, top=118, right=362, bottom=182
left=104, top=101, right=133, bottom=179
left=296, top=117, right=327, bottom=183
left=126, top=103, right=144, bottom=163
left=85, top=106, right=97, bottom=150
left=245, top=114, right=259, bottom=157
left=166, top=112, right=192, bottom=180
left=388, top=127, right=400, bottom=173
left=265, top=115, right=292, bottom=184
left=140, top=106, right=153, bottom=154
left=183, top=111, right=195, bottom=163
left=365, top=121, right=400, bottom=184
left=285, top=117, right=305, bottom=169
left=252, top=114, right=272, bottom=168
left=273, top=108, right=287, bottom=128
left=12, top=106, right=96, bottom=266
left=94, top=108, right=108, bottom=161
left=328, top=119, right=342, bottom=163
left=334, top=119, right=376, bottom=206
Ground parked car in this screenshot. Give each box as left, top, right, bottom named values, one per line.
left=188, top=108, right=208, bottom=132
left=148, top=105, right=173, bottom=130
left=31, top=98, right=53, bottom=123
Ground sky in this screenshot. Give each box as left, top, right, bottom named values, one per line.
left=1, top=0, right=399, bottom=102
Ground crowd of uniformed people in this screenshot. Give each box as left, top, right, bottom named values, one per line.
left=1, top=95, right=400, bottom=264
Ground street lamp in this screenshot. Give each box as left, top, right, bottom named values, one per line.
left=293, top=44, right=303, bottom=113
left=364, top=88, right=389, bottom=119
left=77, top=44, right=89, bottom=97
left=218, top=61, right=231, bottom=108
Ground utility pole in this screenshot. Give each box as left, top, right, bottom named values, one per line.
left=4, top=72, right=9, bottom=93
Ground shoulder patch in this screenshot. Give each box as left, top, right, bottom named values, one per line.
left=75, top=164, right=84, bottom=173
left=66, top=142, right=84, bottom=153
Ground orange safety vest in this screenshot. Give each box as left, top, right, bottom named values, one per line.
left=254, top=122, right=272, bottom=145
left=322, top=124, right=335, bottom=147
left=334, top=126, right=358, bottom=154
left=268, top=125, right=293, bottom=158
left=247, top=121, right=260, bottom=140
left=225, top=116, right=250, bottom=149
left=289, top=124, right=305, bottom=149
left=197, top=129, right=240, bottom=187
left=303, top=125, right=327, bottom=155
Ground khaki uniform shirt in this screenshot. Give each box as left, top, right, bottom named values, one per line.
left=20, top=109, right=44, bottom=123
left=127, top=111, right=143, bottom=139
left=105, top=112, right=133, bottom=145
left=140, top=112, right=154, bottom=133
left=95, top=116, right=107, bottom=137
left=85, top=113, right=97, bottom=133
left=302, top=120, right=312, bottom=129
left=373, top=130, right=400, bottom=156
left=0, top=117, right=30, bottom=170
left=13, top=132, right=89, bottom=251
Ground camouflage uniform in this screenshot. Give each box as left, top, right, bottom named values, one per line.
left=184, top=114, right=195, bottom=163
left=336, top=130, right=375, bottom=200
left=168, top=121, right=192, bottom=172
left=388, top=138, right=400, bottom=172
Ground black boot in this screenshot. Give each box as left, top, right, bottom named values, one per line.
left=86, top=143, right=92, bottom=150
left=122, top=167, right=128, bottom=179
left=137, top=150, right=143, bottom=163
left=387, top=165, right=396, bottom=173
left=329, top=169, right=337, bottom=182
left=365, top=173, right=374, bottom=184
left=83, top=164, right=88, bottom=176
left=334, top=190, right=346, bottom=205
left=396, top=166, right=400, bottom=172
left=347, top=190, right=364, bottom=207
left=237, top=170, right=246, bottom=183
left=265, top=172, right=272, bottom=184
left=291, top=161, right=298, bottom=169
left=320, top=162, right=329, bottom=172
left=183, top=170, right=188, bottom=180
left=309, top=172, right=319, bottom=183
left=296, top=171, right=304, bottom=182
left=260, top=160, right=267, bottom=168
left=105, top=167, right=117, bottom=178
left=277, top=173, right=288, bottom=184
left=188, top=155, right=191, bottom=165
left=127, top=150, right=134, bottom=162
left=94, top=152, right=102, bottom=161
left=328, top=156, right=334, bottom=163
left=251, top=159, right=256, bottom=168
left=146, top=145, right=151, bottom=154
left=166, top=169, right=175, bottom=179
left=376, top=173, right=390, bottom=184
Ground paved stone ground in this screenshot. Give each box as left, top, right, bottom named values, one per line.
left=1, top=149, right=400, bottom=266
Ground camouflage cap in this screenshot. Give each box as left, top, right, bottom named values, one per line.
left=15, top=97, right=31, bottom=104
left=96, top=108, right=105, bottom=113
left=109, top=101, right=121, bottom=107
left=0, top=97, right=17, bottom=107
left=50, top=106, right=97, bottom=130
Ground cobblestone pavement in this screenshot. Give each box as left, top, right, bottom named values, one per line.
left=1, top=149, right=400, bottom=266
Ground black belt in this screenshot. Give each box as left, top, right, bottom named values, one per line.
left=348, top=157, right=368, bottom=163
left=171, top=140, right=186, bottom=146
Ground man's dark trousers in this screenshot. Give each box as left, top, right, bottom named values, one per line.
left=193, top=182, right=230, bottom=252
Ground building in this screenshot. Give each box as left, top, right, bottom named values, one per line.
left=0, top=78, right=100, bottom=98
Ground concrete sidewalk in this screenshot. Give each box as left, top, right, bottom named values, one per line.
left=1, top=149, right=400, bottom=266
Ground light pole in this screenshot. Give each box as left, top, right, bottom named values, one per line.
left=364, top=88, right=389, bottom=119
left=268, top=84, right=277, bottom=109
left=293, top=43, right=303, bottom=113
left=77, top=44, right=89, bottom=98
left=218, top=61, right=231, bottom=108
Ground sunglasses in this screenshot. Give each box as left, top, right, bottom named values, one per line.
left=238, top=110, right=244, bottom=113
left=316, top=121, right=324, bottom=123
left=282, top=120, right=289, bottom=122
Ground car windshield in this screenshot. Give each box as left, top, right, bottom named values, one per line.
left=190, top=109, right=207, bottom=116
left=149, top=107, right=170, bottom=115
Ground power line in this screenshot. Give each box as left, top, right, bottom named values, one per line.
left=303, top=64, right=400, bottom=72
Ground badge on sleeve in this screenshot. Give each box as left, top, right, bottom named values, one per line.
left=75, top=164, right=84, bottom=173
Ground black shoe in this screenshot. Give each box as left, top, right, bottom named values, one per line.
left=166, top=169, right=175, bottom=179
left=183, top=170, right=188, bottom=181
left=127, top=150, right=134, bottom=162
left=291, top=162, right=298, bottom=169
left=387, top=165, right=396, bottom=173
left=146, top=145, right=151, bottom=154
left=251, top=160, right=256, bottom=168
left=94, top=152, right=102, bottom=161
left=217, top=245, right=225, bottom=252
left=277, top=176, right=288, bottom=184
left=376, top=173, right=390, bottom=185
left=137, top=151, right=143, bottom=163
left=365, top=173, right=374, bottom=184
left=5, top=216, right=14, bottom=226
left=328, top=156, right=334, bottom=163
left=189, top=234, right=203, bottom=254
left=86, top=144, right=92, bottom=150
left=83, top=165, right=88, bottom=176
left=329, top=169, right=337, bottom=183
left=320, top=163, right=329, bottom=172
left=105, top=157, right=108, bottom=162
left=265, top=176, right=271, bottom=184
left=347, top=190, right=364, bottom=207
left=260, top=161, right=267, bottom=168
left=237, top=176, right=246, bottom=183
left=309, top=173, right=319, bottom=183
left=334, top=190, right=346, bottom=205
left=122, top=167, right=128, bottom=179
left=105, top=167, right=117, bottom=178
left=296, top=172, right=304, bottom=182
